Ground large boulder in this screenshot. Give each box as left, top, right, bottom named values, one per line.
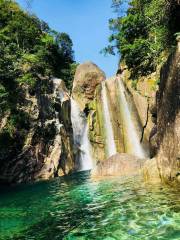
left=72, top=62, right=105, bottom=110
left=92, top=153, right=146, bottom=177
left=91, top=152, right=162, bottom=183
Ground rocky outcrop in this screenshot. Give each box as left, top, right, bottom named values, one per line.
left=149, top=40, right=180, bottom=182
left=0, top=78, right=74, bottom=184
left=91, top=152, right=160, bottom=183
left=120, top=70, right=157, bottom=145
left=88, top=84, right=106, bottom=162
left=71, top=62, right=106, bottom=163
left=116, top=40, right=180, bottom=184
left=88, top=78, right=125, bottom=162
left=105, top=78, right=125, bottom=153
left=72, top=62, right=105, bottom=110
left=88, top=76, right=148, bottom=162
left=92, top=153, right=146, bottom=177
left=142, top=158, right=161, bottom=183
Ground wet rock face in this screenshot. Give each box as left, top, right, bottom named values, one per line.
left=121, top=70, right=156, bottom=146
left=88, top=77, right=126, bottom=162
left=88, top=84, right=106, bottom=162
left=0, top=78, right=74, bottom=184
left=88, top=76, right=148, bottom=163
left=142, top=158, right=160, bottom=183
left=72, top=62, right=105, bottom=110
left=150, top=41, right=180, bottom=182
left=92, top=153, right=146, bottom=177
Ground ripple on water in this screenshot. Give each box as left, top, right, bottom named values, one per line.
left=0, top=172, right=179, bottom=240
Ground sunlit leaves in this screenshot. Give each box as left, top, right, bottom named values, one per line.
left=104, top=0, right=178, bottom=79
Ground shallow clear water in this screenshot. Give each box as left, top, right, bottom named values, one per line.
left=0, top=172, right=179, bottom=240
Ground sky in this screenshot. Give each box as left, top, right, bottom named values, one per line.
left=16, top=0, right=119, bottom=77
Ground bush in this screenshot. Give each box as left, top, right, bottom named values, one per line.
left=104, top=0, right=180, bottom=79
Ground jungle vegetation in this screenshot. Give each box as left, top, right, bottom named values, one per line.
left=104, top=0, right=180, bottom=79
left=0, top=0, right=76, bottom=160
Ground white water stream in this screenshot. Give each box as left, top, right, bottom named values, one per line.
left=101, top=81, right=117, bottom=157
left=117, top=78, right=145, bottom=158
left=71, top=98, right=93, bottom=170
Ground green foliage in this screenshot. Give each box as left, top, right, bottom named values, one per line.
left=131, top=79, right=138, bottom=90
left=0, top=0, right=76, bottom=161
left=5, top=111, right=30, bottom=136
left=0, top=0, right=75, bottom=110
left=0, top=110, right=30, bottom=161
left=55, top=32, right=74, bottom=63
left=0, top=84, right=8, bottom=114
left=0, top=131, right=14, bottom=159
left=104, top=0, right=180, bottom=79
left=0, top=0, right=75, bottom=92
left=17, top=73, right=36, bottom=87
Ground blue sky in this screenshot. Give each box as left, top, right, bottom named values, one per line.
left=16, top=0, right=119, bottom=77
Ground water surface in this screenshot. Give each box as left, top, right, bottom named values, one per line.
left=0, top=172, right=179, bottom=240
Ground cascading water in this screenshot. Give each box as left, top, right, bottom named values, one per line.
left=70, top=98, right=93, bottom=171
left=101, top=81, right=116, bottom=157
left=80, top=123, right=93, bottom=170
left=53, top=78, right=65, bottom=129
left=117, top=78, right=145, bottom=158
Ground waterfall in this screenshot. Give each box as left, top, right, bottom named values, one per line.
left=101, top=81, right=116, bottom=157
left=117, top=78, right=145, bottom=158
left=70, top=98, right=93, bottom=171
left=53, top=78, right=64, bottom=130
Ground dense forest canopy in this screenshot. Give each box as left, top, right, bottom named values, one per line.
left=0, top=0, right=77, bottom=115
left=104, top=0, right=180, bottom=79
left=0, top=0, right=77, bottom=160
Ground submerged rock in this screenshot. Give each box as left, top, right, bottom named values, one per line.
left=72, top=61, right=105, bottom=110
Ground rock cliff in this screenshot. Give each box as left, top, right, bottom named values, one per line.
left=88, top=78, right=125, bottom=161
left=120, top=69, right=157, bottom=149
left=150, top=40, right=180, bottom=182
left=72, top=61, right=105, bottom=110
left=120, top=40, right=180, bottom=183
left=0, top=78, right=74, bottom=184
left=88, top=76, right=147, bottom=162
left=72, top=62, right=106, bottom=163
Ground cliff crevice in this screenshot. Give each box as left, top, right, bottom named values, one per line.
left=0, top=78, right=74, bottom=184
